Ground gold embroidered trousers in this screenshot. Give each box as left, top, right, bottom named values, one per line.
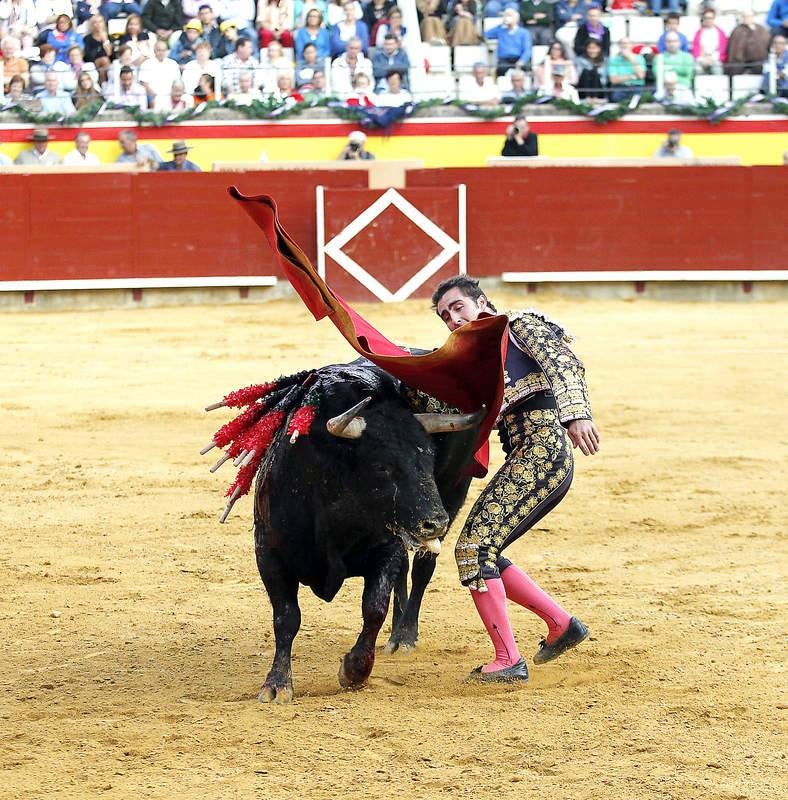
left=454, top=391, right=574, bottom=591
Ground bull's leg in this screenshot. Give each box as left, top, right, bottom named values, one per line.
left=384, top=552, right=437, bottom=653
left=338, top=549, right=400, bottom=690
left=257, top=545, right=301, bottom=704
left=390, top=548, right=409, bottom=633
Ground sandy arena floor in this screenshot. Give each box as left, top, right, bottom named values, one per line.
left=0, top=292, right=786, bottom=800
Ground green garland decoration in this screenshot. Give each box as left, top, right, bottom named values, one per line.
left=4, top=92, right=786, bottom=129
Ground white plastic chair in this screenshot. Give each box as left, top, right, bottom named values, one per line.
left=410, top=70, right=457, bottom=100
left=715, top=15, right=738, bottom=36
left=731, top=73, right=764, bottom=99
left=424, top=44, right=451, bottom=73
left=606, top=15, right=628, bottom=42
left=453, top=45, right=489, bottom=72
left=531, top=44, right=549, bottom=67
left=694, top=74, right=731, bottom=103
left=483, top=17, right=503, bottom=36
left=678, top=15, right=699, bottom=40
left=628, top=16, right=664, bottom=45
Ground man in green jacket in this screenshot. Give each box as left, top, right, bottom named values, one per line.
left=655, top=31, right=695, bottom=88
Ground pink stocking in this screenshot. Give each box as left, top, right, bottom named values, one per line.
left=500, top=563, right=571, bottom=644
left=470, top=578, right=521, bottom=672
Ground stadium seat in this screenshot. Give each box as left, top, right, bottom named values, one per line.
left=424, top=44, right=452, bottom=73
left=606, top=15, right=628, bottom=42
left=628, top=16, right=664, bottom=44
left=715, top=15, right=738, bottom=36
left=453, top=45, right=489, bottom=72
left=483, top=17, right=503, bottom=35
left=531, top=44, right=549, bottom=66
left=694, top=74, right=730, bottom=103
left=496, top=73, right=512, bottom=92
left=410, top=70, right=457, bottom=100
left=282, top=47, right=295, bottom=63
left=107, top=18, right=127, bottom=37
left=678, top=15, right=699, bottom=39
left=732, top=74, right=764, bottom=99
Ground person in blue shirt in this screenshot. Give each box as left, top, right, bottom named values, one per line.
left=158, top=141, right=202, bottom=171
left=657, top=13, right=689, bottom=53
left=170, top=21, right=205, bottom=65
left=767, top=0, right=788, bottom=36
left=36, top=72, right=76, bottom=116
left=486, top=8, right=532, bottom=76
left=46, top=15, right=85, bottom=64
left=372, top=34, right=410, bottom=90
left=295, top=8, right=331, bottom=60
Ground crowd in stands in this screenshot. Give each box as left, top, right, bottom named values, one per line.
left=0, top=0, right=786, bottom=118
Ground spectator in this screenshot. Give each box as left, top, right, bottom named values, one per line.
left=0, top=0, right=38, bottom=45
left=182, top=39, right=220, bottom=93
left=154, top=79, right=196, bottom=111
left=105, top=44, right=137, bottom=90
left=338, top=129, right=374, bottom=160
left=575, top=38, right=608, bottom=99
left=293, top=0, right=329, bottom=27
left=197, top=4, right=223, bottom=54
left=362, top=0, right=391, bottom=33
left=46, top=15, right=84, bottom=64
left=33, top=0, right=74, bottom=35
left=655, top=31, right=695, bottom=89
left=37, top=71, right=77, bottom=114
left=417, top=0, right=448, bottom=45
left=763, top=34, right=787, bottom=96
left=170, top=20, right=205, bottom=65
left=326, top=0, right=360, bottom=28
left=767, top=0, right=788, bottom=37
left=141, top=0, right=184, bottom=42
left=573, top=3, right=609, bottom=58
left=302, top=66, right=326, bottom=97
left=459, top=61, right=500, bottom=105
left=554, top=0, right=589, bottom=55
left=263, top=39, right=293, bottom=70
left=726, top=11, right=770, bottom=76
left=372, top=33, right=410, bottom=90
left=218, top=0, right=256, bottom=30
left=158, top=140, right=201, bottom=171
left=654, top=128, right=693, bottom=158
left=520, top=0, right=555, bottom=47
left=373, top=5, right=406, bottom=48
left=346, top=71, right=376, bottom=105
left=533, top=40, right=577, bottom=92
left=82, top=15, right=113, bottom=83
left=657, top=12, right=689, bottom=54
left=329, top=0, right=369, bottom=57
left=272, top=71, right=304, bottom=103
left=116, top=129, right=162, bottom=165
left=62, top=45, right=98, bottom=92
left=14, top=128, right=63, bottom=165
left=375, top=68, right=412, bottom=105
left=542, top=60, right=579, bottom=101
left=654, top=70, right=695, bottom=105
left=29, top=43, right=71, bottom=89
left=257, top=0, right=295, bottom=49
left=295, top=41, right=321, bottom=86
left=106, top=65, right=149, bottom=109
left=331, top=36, right=372, bottom=96
left=295, top=8, right=330, bottom=60
left=73, top=70, right=103, bottom=108
left=501, top=114, right=538, bottom=157
left=693, top=8, right=727, bottom=75
left=1, top=73, right=31, bottom=109
left=2, top=35, right=29, bottom=91
left=63, top=131, right=101, bottom=165
left=139, top=39, right=182, bottom=104
left=650, top=0, right=678, bottom=14
left=227, top=69, right=262, bottom=102
left=97, top=0, right=142, bottom=22
left=447, top=0, right=480, bottom=47
left=221, top=36, right=258, bottom=92
left=607, top=37, right=646, bottom=101
left=487, top=8, right=532, bottom=77
left=119, top=14, right=153, bottom=66
left=501, top=68, right=530, bottom=101
left=194, top=72, right=217, bottom=100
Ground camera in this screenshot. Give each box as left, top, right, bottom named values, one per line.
left=349, top=142, right=361, bottom=152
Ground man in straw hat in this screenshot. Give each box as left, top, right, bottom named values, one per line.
left=14, top=128, right=63, bottom=166
left=158, top=140, right=201, bottom=171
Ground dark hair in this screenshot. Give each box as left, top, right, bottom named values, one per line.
left=9, top=74, right=25, bottom=89
left=666, top=12, right=680, bottom=22
left=120, top=65, right=134, bottom=75
left=383, top=33, right=398, bottom=42
left=236, top=36, right=251, bottom=49
left=431, top=276, right=497, bottom=313
left=548, top=40, right=567, bottom=58
left=386, top=69, right=403, bottom=80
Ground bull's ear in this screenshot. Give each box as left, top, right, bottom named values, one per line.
left=415, top=406, right=486, bottom=435
left=326, top=396, right=372, bottom=439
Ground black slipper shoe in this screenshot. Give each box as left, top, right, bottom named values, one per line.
left=533, top=617, right=589, bottom=665
left=465, top=657, right=529, bottom=683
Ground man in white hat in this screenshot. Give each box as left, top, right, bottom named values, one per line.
left=338, top=130, right=375, bottom=161
left=14, top=128, right=63, bottom=165
left=158, top=140, right=201, bottom=171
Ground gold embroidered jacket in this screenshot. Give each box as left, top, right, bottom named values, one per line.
left=501, top=310, right=592, bottom=426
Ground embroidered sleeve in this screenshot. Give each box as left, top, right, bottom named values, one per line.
left=403, top=386, right=460, bottom=414
left=509, top=314, right=592, bottom=425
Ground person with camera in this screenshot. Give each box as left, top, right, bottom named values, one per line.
left=654, top=128, right=693, bottom=159
left=501, top=114, right=538, bottom=157
left=338, top=129, right=375, bottom=160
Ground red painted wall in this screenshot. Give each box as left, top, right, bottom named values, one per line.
left=1, top=167, right=785, bottom=286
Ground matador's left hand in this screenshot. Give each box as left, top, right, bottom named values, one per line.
left=568, top=419, right=600, bottom=456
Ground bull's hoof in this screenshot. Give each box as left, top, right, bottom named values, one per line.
left=337, top=654, right=372, bottom=690
left=383, top=638, right=416, bottom=655
left=258, top=682, right=294, bottom=704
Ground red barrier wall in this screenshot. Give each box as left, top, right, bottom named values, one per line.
left=1, top=167, right=785, bottom=286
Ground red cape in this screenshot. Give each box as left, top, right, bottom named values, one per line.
left=228, top=188, right=507, bottom=477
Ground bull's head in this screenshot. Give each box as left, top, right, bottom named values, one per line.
left=325, top=396, right=484, bottom=555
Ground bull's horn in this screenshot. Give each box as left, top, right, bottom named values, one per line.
left=415, top=406, right=486, bottom=435
left=326, top=396, right=372, bottom=439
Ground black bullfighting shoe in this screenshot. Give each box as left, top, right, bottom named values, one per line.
left=466, top=658, right=529, bottom=684
left=533, top=617, right=589, bottom=665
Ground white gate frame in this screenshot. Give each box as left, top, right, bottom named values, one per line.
left=316, top=184, right=466, bottom=303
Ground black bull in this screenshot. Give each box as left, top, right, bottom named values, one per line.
left=253, top=362, right=481, bottom=703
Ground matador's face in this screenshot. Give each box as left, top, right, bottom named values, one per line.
left=435, top=288, right=488, bottom=332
